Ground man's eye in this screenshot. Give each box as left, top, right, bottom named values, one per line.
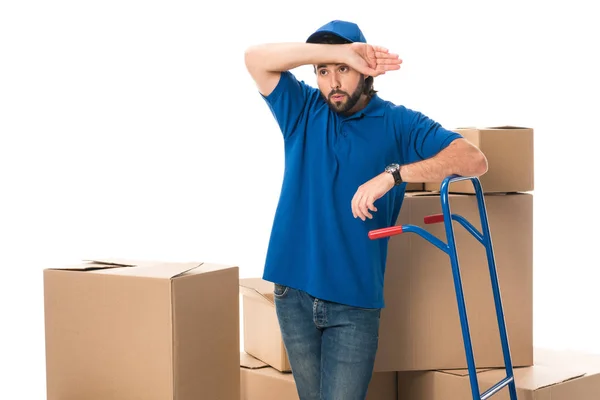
left=319, top=70, right=327, bottom=75
left=339, top=66, right=348, bottom=72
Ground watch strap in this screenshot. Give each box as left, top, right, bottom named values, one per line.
left=386, top=163, right=402, bottom=186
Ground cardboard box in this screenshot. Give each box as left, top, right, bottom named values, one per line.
left=44, top=258, right=240, bottom=400
left=240, top=352, right=397, bottom=400
left=375, top=192, right=533, bottom=371
left=240, top=278, right=291, bottom=372
left=397, top=348, right=600, bottom=399
left=424, top=126, right=534, bottom=193
left=405, top=182, right=424, bottom=192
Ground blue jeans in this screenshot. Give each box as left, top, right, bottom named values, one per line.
left=273, top=284, right=381, bottom=400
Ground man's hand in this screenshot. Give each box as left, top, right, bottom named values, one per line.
left=345, top=43, right=402, bottom=77
left=351, top=172, right=396, bottom=221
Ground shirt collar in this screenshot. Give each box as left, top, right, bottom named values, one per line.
left=361, top=94, right=386, bottom=117
left=343, top=94, right=386, bottom=120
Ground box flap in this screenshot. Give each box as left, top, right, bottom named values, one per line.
left=195, top=262, right=236, bottom=275
left=49, top=258, right=204, bottom=279
left=240, top=352, right=269, bottom=369
left=239, top=278, right=274, bottom=304
left=439, top=364, right=587, bottom=391
left=47, top=258, right=141, bottom=271
left=535, top=347, right=600, bottom=374
left=484, top=125, right=531, bottom=130
left=83, top=258, right=145, bottom=266
left=478, top=365, right=587, bottom=391
left=90, top=261, right=204, bottom=279
left=512, top=366, right=585, bottom=391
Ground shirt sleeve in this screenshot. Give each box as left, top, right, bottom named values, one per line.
left=399, top=107, right=463, bottom=164
left=261, top=71, right=317, bottom=140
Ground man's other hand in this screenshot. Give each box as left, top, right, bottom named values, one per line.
left=351, top=172, right=395, bottom=221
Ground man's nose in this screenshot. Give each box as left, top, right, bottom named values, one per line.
left=330, top=77, right=341, bottom=89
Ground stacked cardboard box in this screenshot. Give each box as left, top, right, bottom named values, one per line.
left=376, top=127, right=535, bottom=371
left=378, top=126, right=536, bottom=371
left=397, top=348, right=600, bottom=399
left=388, top=126, right=598, bottom=397
left=43, top=259, right=240, bottom=400
left=375, top=191, right=534, bottom=371
left=424, top=126, right=534, bottom=194
left=376, top=126, right=534, bottom=371
left=384, top=126, right=536, bottom=395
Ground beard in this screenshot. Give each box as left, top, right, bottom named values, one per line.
left=324, top=75, right=366, bottom=116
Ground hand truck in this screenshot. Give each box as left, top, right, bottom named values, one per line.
left=368, top=175, right=518, bottom=400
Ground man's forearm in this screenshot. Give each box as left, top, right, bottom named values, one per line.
left=245, top=43, right=349, bottom=73
left=400, top=139, right=488, bottom=182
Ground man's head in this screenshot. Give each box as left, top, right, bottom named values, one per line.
left=306, top=20, right=377, bottom=116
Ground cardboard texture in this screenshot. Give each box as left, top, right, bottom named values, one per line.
left=44, top=259, right=240, bottom=400
left=397, top=348, right=600, bottom=399
left=240, top=278, right=292, bottom=372
left=375, top=192, right=533, bottom=371
left=424, top=126, right=534, bottom=193
left=240, top=352, right=397, bottom=400
left=405, top=182, right=424, bottom=192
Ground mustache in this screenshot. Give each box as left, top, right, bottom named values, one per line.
left=329, top=90, right=349, bottom=98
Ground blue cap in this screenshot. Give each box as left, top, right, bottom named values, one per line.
left=306, top=20, right=367, bottom=44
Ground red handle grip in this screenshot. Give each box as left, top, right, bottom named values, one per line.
left=424, top=214, right=444, bottom=224
left=368, top=226, right=403, bottom=239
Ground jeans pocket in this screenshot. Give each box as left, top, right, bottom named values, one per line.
left=273, top=283, right=289, bottom=298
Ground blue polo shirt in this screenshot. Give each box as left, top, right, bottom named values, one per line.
left=260, top=71, right=461, bottom=309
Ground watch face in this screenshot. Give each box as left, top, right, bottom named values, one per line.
left=386, top=163, right=399, bottom=172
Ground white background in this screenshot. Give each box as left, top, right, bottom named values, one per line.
left=1, top=0, right=599, bottom=398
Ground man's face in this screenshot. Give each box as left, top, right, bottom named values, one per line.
left=316, top=64, right=365, bottom=115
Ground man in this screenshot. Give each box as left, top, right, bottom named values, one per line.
left=244, top=20, right=487, bottom=400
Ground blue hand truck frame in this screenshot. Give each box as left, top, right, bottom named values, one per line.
left=368, top=175, right=518, bottom=400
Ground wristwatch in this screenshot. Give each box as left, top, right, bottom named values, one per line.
left=385, top=163, right=403, bottom=186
